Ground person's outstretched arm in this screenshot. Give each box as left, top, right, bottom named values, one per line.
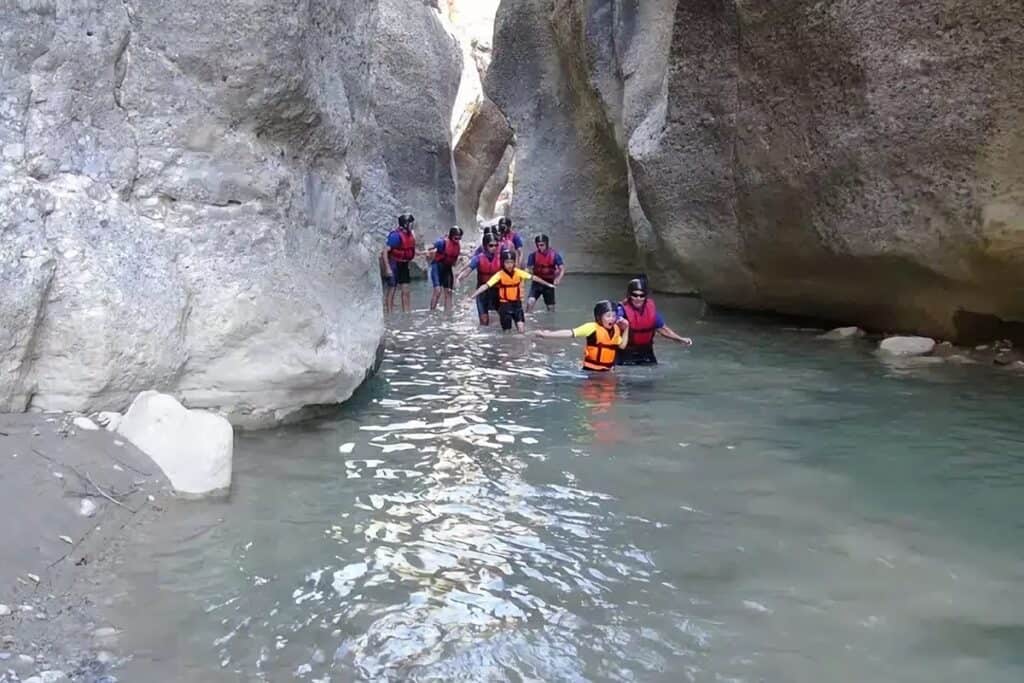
left=533, top=328, right=574, bottom=339
left=657, top=325, right=692, bottom=345
left=531, top=274, right=556, bottom=289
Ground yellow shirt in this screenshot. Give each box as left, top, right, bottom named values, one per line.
left=572, top=322, right=600, bottom=338
left=485, top=268, right=532, bottom=288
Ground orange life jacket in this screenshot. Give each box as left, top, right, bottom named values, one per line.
left=495, top=269, right=524, bottom=304
left=583, top=324, right=621, bottom=371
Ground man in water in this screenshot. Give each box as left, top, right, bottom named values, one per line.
left=534, top=300, right=630, bottom=371
left=525, top=234, right=564, bottom=312
left=615, top=278, right=692, bottom=365
left=466, top=249, right=555, bottom=333
left=382, top=214, right=416, bottom=313
left=456, top=234, right=503, bottom=326
left=422, top=226, right=463, bottom=313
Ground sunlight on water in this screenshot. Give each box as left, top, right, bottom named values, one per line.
left=104, top=277, right=1024, bottom=683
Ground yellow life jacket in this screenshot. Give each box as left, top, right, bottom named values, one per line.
left=583, top=324, right=621, bottom=371
left=496, top=269, right=523, bottom=304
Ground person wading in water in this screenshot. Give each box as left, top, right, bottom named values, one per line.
left=615, top=278, right=692, bottom=365
left=382, top=213, right=416, bottom=313
left=465, top=249, right=555, bottom=333
left=534, top=300, right=631, bottom=372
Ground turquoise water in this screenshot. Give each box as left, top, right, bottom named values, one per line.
left=106, top=276, right=1024, bottom=682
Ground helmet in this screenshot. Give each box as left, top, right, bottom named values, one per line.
left=499, top=221, right=512, bottom=235
left=397, top=214, right=410, bottom=228
left=626, top=277, right=648, bottom=295
left=499, top=249, right=515, bottom=263
left=482, top=234, right=498, bottom=247
left=448, top=226, right=463, bottom=239
left=594, top=300, right=616, bottom=321
left=535, top=234, right=549, bottom=245
left=497, top=217, right=508, bottom=228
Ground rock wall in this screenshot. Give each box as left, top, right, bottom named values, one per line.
left=0, top=0, right=461, bottom=426
left=487, top=0, right=1024, bottom=340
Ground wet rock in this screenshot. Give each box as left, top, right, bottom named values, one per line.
left=116, top=392, right=232, bottom=495
left=0, top=606, right=9, bottom=617
left=994, top=353, right=1013, bottom=366
left=878, top=336, right=936, bottom=357
left=39, top=673, right=66, bottom=683
left=932, top=341, right=957, bottom=358
left=818, top=326, right=865, bottom=340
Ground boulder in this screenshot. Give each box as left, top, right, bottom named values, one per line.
left=0, top=1, right=461, bottom=427
left=878, top=336, right=936, bottom=357
left=485, top=0, right=1024, bottom=336
left=116, top=392, right=232, bottom=496
left=819, top=326, right=866, bottom=340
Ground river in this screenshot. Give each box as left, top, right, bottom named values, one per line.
left=102, top=276, right=1024, bottom=682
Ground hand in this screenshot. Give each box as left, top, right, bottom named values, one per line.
left=617, top=318, right=629, bottom=330
left=679, top=337, right=693, bottom=346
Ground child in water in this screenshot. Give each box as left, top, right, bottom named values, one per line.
left=465, top=249, right=555, bottom=333
left=534, top=300, right=630, bottom=371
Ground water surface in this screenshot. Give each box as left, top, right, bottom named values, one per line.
left=106, top=276, right=1024, bottom=682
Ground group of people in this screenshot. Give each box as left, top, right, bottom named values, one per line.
left=381, top=214, right=692, bottom=372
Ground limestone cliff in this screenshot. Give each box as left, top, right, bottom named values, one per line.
left=486, top=0, right=1024, bottom=340
left=0, top=0, right=461, bottom=426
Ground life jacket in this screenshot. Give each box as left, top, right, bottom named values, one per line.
left=433, top=237, right=460, bottom=266
left=583, top=324, right=622, bottom=371
left=387, top=229, right=416, bottom=263
left=620, top=298, right=658, bottom=348
left=475, top=250, right=502, bottom=286
left=531, top=249, right=558, bottom=281
left=500, top=231, right=519, bottom=253
left=495, top=268, right=524, bottom=304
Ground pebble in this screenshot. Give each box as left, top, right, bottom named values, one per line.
left=79, top=499, right=98, bottom=517
left=0, top=606, right=9, bottom=617
left=58, top=536, right=73, bottom=545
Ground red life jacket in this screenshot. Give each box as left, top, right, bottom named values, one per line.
left=531, top=249, right=559, bottom=280
left=500, top=232, right=519, bottom=253
left=476, top=250, right=502, bottom=285
left=433, top=237, right=460, bottom=266
left=621, top=298, right=658, bottom=348
left=387, top=229, right=416, bottom=263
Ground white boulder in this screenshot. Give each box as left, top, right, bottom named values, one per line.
left=819, top=326, right=865, bottom=340
left=116, top=392, right=233, bottom=495
left=878, top=336, right=936, bottom=357
left=72, top=416, right=100, bottom=431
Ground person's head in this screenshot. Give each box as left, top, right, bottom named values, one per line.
left=498, top=217, right=508, bottom=229
left=534, top=234, right=549, bottom=252
left=626, top=278, right=648, bottom=307
left=482, top=234, right=498, bottom=253
left=499, top=221, right=512, bottom=236
left=397, top=214, right=410, bottom=228
left=500, top=249, right=515, bottom=271
left=448, top=226, right=463, bottom=241
left=594, top=300, right=617, bottom=327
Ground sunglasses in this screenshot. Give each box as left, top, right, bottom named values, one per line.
left=630, top=292, right=647, bottom=299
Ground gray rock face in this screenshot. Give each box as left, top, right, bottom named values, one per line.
left=0, top=0, right=461, bottom=426
left=486, top=0, right=1024, bottom=340
left=453, top=98, right=514, bottom=228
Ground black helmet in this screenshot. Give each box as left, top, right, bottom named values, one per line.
left=499, top=249, right=515, bottom=263
left=626, top=277, right=648, bottom=295
left=499, top=221, right=512, bottom=235
left=448, top=226, right=463, bottom=239
left=535, top=234, right=549, bottom=245
left=497, top=217, right=508, bottom=228
left=594, top=300, right=616, bottom=321
left=406, top=214, right=415, bottom=225
left=482, top=234, right=498, bottom=247
left=397, top=214, right=410, bottom=228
